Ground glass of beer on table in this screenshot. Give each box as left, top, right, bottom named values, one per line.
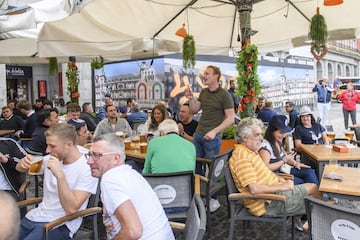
left=344, top=130, right=355, bottom=141
left=124, top=139, right=131, bottom=150
left=326, top=131, right=336, bottom=143
left=139, top=143, right=148, bottom=154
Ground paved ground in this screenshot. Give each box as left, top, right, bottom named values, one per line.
left=23, top=101, right=353, bottom=239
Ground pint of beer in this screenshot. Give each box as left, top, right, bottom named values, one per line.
left=140, top=134, right=147, bottom=143
left=326, top=132, right=336, bottom=142
left=345, top=130, right=354, bottom=141
left=28, top=156, right=43, bottom=175
left=124, top=140, right=131, bottom=150
left=139, top=143, right=148, bottom=154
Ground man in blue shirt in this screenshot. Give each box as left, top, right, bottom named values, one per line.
left=125, top=101, right=148, bottom=129
left=285, top=101, right=299, bottom=129
left=312, top=77, right=333, bottom=127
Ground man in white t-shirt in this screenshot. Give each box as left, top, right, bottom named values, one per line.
left=16, top=123, right=98, bottom=240
left=87, top=133, right=174, bottom=240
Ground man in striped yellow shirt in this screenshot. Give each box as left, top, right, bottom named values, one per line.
left=229, top=118, right=321, bottom=218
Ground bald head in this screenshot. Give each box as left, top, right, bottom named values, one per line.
left=0, top=191, right=20, bottom=240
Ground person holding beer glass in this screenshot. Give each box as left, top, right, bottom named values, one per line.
left=16, top=123, right=98, bottom=240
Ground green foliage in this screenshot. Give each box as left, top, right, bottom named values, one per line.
left=308, top=9, right=328, bottom=56
left=308, top=13, right=328, bottom=45
left=182, top=35, right=196, bottom=69
left=222, top=125, right=236, bottom=139
left=48, top=57, right=58, bottom=76
left=91, top=57, right=104, bottom=69
left=66, top=61, right=80, bottom=102
left=236, top=44, right=261, bottom=118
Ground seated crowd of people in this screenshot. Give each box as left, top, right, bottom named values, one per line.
left=0, top=88, right=338, bottom=238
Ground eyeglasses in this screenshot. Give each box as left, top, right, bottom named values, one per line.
left=85, top=151, right=118, bottom=161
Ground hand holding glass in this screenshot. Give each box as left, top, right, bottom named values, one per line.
left=28, top=156, right=43, bottom=175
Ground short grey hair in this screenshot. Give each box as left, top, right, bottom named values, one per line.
left=0, top=191, right=20, bottom=240
left=92, top=133, right=126, bottom=162
left=158, top=119, right=179, bottom=134
left=131, top=101, right=140, bottom=112
left=235, top=117, right=264, bottom=143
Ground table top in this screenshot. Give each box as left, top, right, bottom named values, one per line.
left=125, top=147, right=146, bottom=160
left=319, top=165, right=360, bottom=197
left=300, top=144, right=360, bottom=162
left=0, top=129, right=15, bottom=136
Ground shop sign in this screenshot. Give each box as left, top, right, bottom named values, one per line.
left=6, top=65, right=32, bottom=79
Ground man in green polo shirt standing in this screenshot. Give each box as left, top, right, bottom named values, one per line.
left=185, top=65, right=234, bottom=210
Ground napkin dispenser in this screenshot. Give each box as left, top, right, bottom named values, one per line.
left=332, top=144, right=349, bottom=152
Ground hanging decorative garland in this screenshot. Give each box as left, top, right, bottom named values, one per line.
left=48, top=57, right=58, bottom=76
left=236, top=44, right=261, bottom=118
left=66, top=56, right=80, bottom=103
left=182, top=34, right=196, bottom=70
left=308, top=7, right=328, bottom=60
left=91, top=56, right=104, bottom=69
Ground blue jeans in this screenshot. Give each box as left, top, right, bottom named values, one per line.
left=193, top=132, right=221, bottom=175
left=290, top=167, right=319, bottom=186
left=19, top=217, right=70, bottom=240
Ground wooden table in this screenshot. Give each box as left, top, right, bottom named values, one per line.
left=320, top=165, right=360, bottom=201
left=125, top=148, right=146, bottom=161
left=125, top=145, right=146, bottom=170
left=300, top=144, right=360, bottom=180
left=0, top=129, right=15, bottom=137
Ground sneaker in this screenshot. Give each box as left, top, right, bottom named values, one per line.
left=294, top=216, right=304, bottom=231
left=209, top=198, right=221, bottom=212
left=294, top=217, right=308, bottom=232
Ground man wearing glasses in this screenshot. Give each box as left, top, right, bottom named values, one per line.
left=16, top=123, right=98, bottom=240
left=87, top=133, right=174, bottom=240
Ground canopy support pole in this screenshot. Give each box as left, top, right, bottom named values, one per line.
left=286, top=0, right=311, bottom=22
left=153, top=0, right=198, bottom=38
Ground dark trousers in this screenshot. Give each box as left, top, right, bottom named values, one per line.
left=342, top=108, right=356, bottom=129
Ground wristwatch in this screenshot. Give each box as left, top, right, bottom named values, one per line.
left=181, top=131, right=186, bottom=136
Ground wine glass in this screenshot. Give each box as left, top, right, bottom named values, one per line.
left=328, top=159, right=338, bottom=175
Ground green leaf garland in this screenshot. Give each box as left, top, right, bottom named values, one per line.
left=182, top=35, right=196, bottom=69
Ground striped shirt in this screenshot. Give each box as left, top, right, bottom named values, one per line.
left=229, top=144, right=281, bottom=216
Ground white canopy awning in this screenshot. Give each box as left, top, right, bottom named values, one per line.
left=37, top=0, right=360, bottom=58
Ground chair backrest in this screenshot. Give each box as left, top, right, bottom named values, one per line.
left=184, top=194, right=207, bottom=240
left=224, top=164, right=238, bottom=195
left=326, top=125, right=334, bottom=132
left=131, top=120, right=147, bottom=133
left=208, top=148, right=233, bottom=186
left=73, top=182, right=101, bottom=240
left=143, top=171, right=194, bottom=221
left=353, top=127, right=360, bottom=141
left=305, top=196, right=360, bottom=240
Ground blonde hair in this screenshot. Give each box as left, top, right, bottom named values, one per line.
left=45, top=123, right=77, bottom=145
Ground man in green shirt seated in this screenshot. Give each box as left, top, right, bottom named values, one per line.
left=142, top=119, right=196, bottom=174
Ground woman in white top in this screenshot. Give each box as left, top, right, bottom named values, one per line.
left=144, top=104, right=168, bottom=137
